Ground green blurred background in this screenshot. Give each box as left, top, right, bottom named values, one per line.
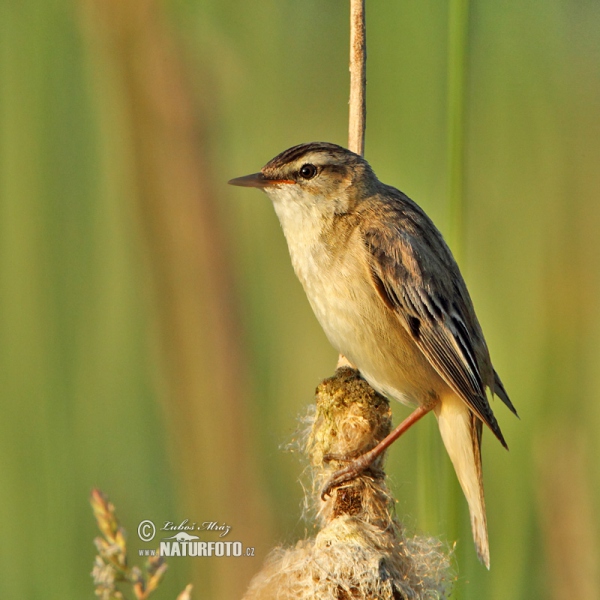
left=1, top=1, right=599, bottom=598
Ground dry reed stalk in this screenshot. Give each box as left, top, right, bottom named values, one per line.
left=243, top=368, right=452, bottom=599
left=348, top=0, right=367, bottom=156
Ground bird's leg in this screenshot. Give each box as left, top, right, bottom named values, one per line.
left=321, top=404, right=432, bottom=499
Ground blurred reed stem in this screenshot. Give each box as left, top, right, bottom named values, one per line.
left=417, top=1, right=471, bottom=573
left=406, top=1, right=470, bottom=580
left=445, top=0, right=471, bottom=593
left=447, top=0, right=469, bottom=262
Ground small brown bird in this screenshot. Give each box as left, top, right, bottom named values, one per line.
left=229, top=142, right=517, bottom=568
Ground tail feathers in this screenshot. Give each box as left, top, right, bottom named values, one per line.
left=434, top=394, right=490, bottom=569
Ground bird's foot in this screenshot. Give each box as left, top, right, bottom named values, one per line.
left=322, top=450, right=360, bottom=463
left=320, top=446, right=380, bottom=500
left=320, top=404, right=433, bottom=500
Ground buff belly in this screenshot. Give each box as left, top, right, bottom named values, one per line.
left=297, top=243, right=449, bottom=409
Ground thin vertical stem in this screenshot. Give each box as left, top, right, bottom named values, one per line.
left=348, top=0, right=366, bottom=156
left=447, top=0, right=470, bottom=263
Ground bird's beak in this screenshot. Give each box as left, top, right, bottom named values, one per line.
left=228, top=172, right=294, bottom=188
left=228, top=172, right=270, bottom=188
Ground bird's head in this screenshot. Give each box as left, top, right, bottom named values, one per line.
left=228, top=142, right=377, bottom=215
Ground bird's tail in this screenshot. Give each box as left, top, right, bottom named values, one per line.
left=434, top=393, right=490, bottom=569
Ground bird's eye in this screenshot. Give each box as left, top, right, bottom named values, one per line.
left=299, top=163, right=317, bottom=180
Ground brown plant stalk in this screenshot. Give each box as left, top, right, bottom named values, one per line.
left=242, top=369, right=452, bottom=599
left=348, top=0, right=367, bottom=156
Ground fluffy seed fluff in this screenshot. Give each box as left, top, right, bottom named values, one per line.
left=243, top=367, right=453, bottom=600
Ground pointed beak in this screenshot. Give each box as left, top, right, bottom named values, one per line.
left=228, top=172, right=270, bottom=188
left=228, top=172, right=295, bottom=188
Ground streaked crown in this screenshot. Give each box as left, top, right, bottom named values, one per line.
left=261, top=142, right=370, bottom=186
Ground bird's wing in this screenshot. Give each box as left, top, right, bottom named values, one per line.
left=493, top=368, right=518, bottom=417
left=361, top=201, right=508, bottom=447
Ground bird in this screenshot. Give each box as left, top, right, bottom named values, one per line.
left=228, top=142, right=517, bottom=568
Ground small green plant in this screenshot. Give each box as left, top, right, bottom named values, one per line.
left=90, top=489, right=192, bottom=600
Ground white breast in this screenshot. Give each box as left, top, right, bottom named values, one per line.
left=268, top=189, right=447, bottom=407
left=269, top=191, right=360, bottom=343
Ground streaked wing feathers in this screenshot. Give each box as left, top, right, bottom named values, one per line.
left=362, top=203, right=509, bottom=448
